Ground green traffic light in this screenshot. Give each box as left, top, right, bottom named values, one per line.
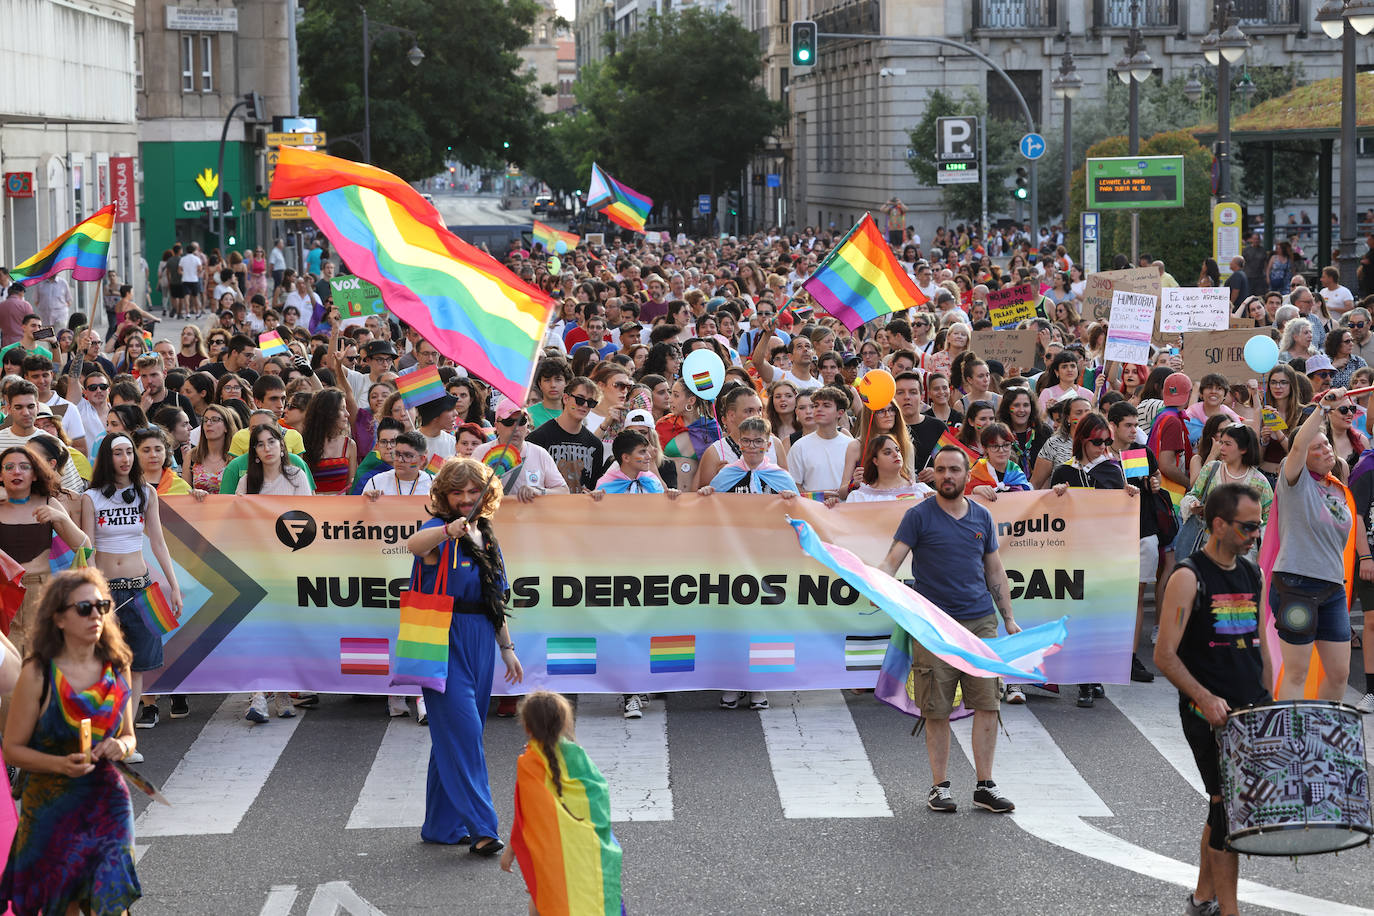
left=1015, top=188, right=1029, bottom=200
left=798, top=49, right=810, bottom=62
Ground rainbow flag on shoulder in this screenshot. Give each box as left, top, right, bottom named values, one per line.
left=800, top=213, right=927, bottom=331
left=532, top=220, right=580, bottom=254
left=11, top=204, right=114, bottom=286
left=586, top=163, right=652, bottom=233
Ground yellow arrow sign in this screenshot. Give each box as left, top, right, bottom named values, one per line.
left=195, top=168, right=219, bottom=198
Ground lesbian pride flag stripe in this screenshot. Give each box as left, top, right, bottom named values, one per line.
left=340, top=637, right=390, bottom=676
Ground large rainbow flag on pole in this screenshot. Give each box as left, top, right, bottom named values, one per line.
left=10, top=204, right=115, bottom=286
left=268, top=147, right=555, bottom=404
left=532, top=220, right=580, bottom=254
left=799, top=213, right=927, bottom=331
left=585, top=163, right=652, bottom=233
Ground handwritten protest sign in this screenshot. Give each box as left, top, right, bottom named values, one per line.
left=1082, top=267, right=1161, bottom=323
left=988, top=283, right=1037, bottom=328
left=1160, top=287, right=1230, bottom=333
left=972, top=328, right=1037, bottom=374
left=330, top=276, right=386, bottom=327
left=1105, top=290, right=1157, bottom=364
left=1181, top=328, right=1260, bottom=385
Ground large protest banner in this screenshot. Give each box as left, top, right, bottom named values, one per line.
left=141, top=492, right=1138, bottom=695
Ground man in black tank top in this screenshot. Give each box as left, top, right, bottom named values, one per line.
left=1155, top=483, right=1272, bottom=916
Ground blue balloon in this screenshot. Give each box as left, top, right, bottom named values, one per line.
left=1243, top=334, right=1279, bottom=374
left=681, top=348, right=726, bottom=401
left=554, top=240, right=568, bottom=254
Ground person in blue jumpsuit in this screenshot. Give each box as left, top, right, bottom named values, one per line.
left=406, top=457, right=524, bottom=857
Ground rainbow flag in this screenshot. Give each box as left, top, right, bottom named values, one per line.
left=1120, top=448, right=1150, bottom=479
left=131, top=582, right=178, bottom=636
left=690, top=370, right=713, bottom=393
left=511, top=736, right=623, bottom=916
left=586, top=163, right=652, bottom=233
left=800, top=213, right=927, bottom=331
left=268, top=147, right=555, bottom=404
left=396, top=364, right=444, bottom=408
left=48, top=534, right=92, bottom=576
left=424, top=453, right=446, bottom=476
left=258, top=330, right=290, bottom=357
left=934, top=428, right=978, bottom=464
left=649, top=634, right=696, bottom=673
left=10, top=204, right=114, bottom=286
left=532, top=220, right=580, bottom=253
left=482, top=443, right=522, bottom=475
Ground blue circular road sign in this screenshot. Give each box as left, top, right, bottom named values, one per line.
left=1019, top=133, right=1046, bottom=161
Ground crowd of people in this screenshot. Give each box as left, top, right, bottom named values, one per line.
left=1, top=216, right=1373, bottom=916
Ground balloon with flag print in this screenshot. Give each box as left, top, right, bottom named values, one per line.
left=855, top=369, right=895, bottom=411
left=682, top=348, right=726, bottom=401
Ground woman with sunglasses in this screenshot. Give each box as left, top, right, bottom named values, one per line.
left=0, top=568, right=141, bottom=915
left=1323, top=391, right=1368, bottom=480
left=79, top=433, right=183, bottom=732
left=1324, top=325, right=1367, bottom=390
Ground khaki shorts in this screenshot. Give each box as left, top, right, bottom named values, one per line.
left=9, top=572, right=49, bottom=662
left=909, top=612, right=1001, bottom=718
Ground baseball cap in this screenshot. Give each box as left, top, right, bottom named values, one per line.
left=624, top=408, right=654, bottom=429
left=1162, top=372, right=1192, bottom=407
left=492, top=396, right=524, bottom=421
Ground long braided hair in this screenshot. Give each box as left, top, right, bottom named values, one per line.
left=519, top=690, right=575, bottom=796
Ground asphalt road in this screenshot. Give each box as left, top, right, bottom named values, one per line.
left=431, top=193, right=532, bottom=228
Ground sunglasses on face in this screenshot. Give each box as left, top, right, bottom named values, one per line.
left=1229, top=520, right=1262, bottom=535
left=85, top=383, right=109, bottom=392
left=498, top=415, right=529, bottom=427
left=1350, top=322, right=1368, bottom=329
left=1087, top=437, right=1113, bottom=446
left=1335, top=405, right=1358, bottom=416
left=67, top=599, right=112, bottom=617
left=611, top=381, right=632, bottom=392
left=569, top=394, right=599, bottom=408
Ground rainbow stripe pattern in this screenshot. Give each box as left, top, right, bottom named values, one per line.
left=424, top=454, right=447, bottom=476
left=1211, top=593, right=1258, bottom=636
left=532, top=220, right=580, bottom=253
left=586, top=163, right=652, bottom=233
left=935, top=429, right=978, bottom=464
left=511, top=736, right=623, bottom=916
left=54, top=662, right=129, bottom=743
left=690, top=370, right=713, bottom=393
left=482, top=444, right=522, bottom=475
left=132, top=582, right=178, bottom=636
left=11, top=204, right=114, bottom=286
left=269, top=147, right=555, bottom=404
left=258, top=330, right=290, bottom=357
left=800, top=213, right=927, bottom=331
left=649, top=634, right=696, bottom=673
left=396, top=364, right=444, bottom=408
left=395, top=604, right=450, bottom=665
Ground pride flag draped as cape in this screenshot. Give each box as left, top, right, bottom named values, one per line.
left=10, top=204, right=114, bottom=286
left=269, top=147, right=555, bottom=403
left=799, top=213, right=927, bottom=331
left=586, top=163, right=652, bottom=233
left=594, top=466, right=665, bottom=494
left=511, top=737, right=624, bottom=916
left=708, top=458, right=798, bottom=495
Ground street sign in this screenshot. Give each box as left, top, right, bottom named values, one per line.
left=1019, top=132, right=1046, bottom=161
left=936, top=116, right=977, bottom=161
left=937, top=161, right=979, bottom=185
left=266, top=131, right=327, bottom=148
left=1080, top=211, right=1100, bottom=275
left=270, top=204, right=309, bottom=220
left=1085, top=156, right=1186, bottom=210
left=698, top=194, right=712, bottom=214
left=765, top=174, right=780, bottom=188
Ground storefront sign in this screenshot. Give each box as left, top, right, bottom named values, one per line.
left=4, top=172, right=33, bottom=198
left=112, top=157, right=137, bottom=223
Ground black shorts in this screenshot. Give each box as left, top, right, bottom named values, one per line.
left=183, top=281, right=202, bottom=295
left=1180, top=702, right=1229, bottom=851
left=169, top=283, right=187, bottom=298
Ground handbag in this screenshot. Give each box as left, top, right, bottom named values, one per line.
left=1173, top=462, right=1221, bottom=556
left=390, top=539, right=455, bottom=690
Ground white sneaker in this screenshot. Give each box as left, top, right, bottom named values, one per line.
left=1005, top=684, right=1027, bottom=704
left=719, top=691, right=740, bottom=710
left=387, top=695, right=410, bottom=718
left=245, top=693, right=269, bottom=723
left=623, top=694, right=643, bottom=719
left=416, top=696, right=428, bottom=725
left=126, top=750, right=144, bottom=763
left=749, top=692, right=769, bottom=710
left=1357, top=692, right=1374, bottom=715
left=273, top=693, right=296, bottom=718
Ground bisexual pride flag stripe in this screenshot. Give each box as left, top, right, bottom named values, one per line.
left=548, top=637, right=597, bottom=675
left=340, top=637, right=390, bottom=676
left=649, top=635, right=695, bottom=673
left=844, top=634, right=889, bottom=671
left=749, top=637, right=795, bottom=673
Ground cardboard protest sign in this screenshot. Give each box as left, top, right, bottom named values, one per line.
left=972, top=328, right=1037, bottom=374
left=1105, top=290, right=1157, bottom=364
left=987, top=283, right=1038, bottom=328
left=585, top=232, right=605, bottom=248
left=330, top=276, right=386, bottom=327
left=1230, top=316, right=1258, bottom=328
left=1082, top=267, right=1161, bottom=323
left=1181, top=328, right=1260, bottom=385
left=1160, top=287, right=1230, bottom=333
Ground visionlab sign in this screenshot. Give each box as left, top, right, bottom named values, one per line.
left=111, top=157, right=137, bottom=224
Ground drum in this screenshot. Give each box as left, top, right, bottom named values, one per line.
left=1220, top=700, right=1371, bottom=856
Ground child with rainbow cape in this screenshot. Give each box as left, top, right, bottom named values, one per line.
left=501, top=691, right=625, bottom=916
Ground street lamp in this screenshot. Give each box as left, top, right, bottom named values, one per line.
left=1316, top=0, right=1374, bottom=289
left=1114, top=1, right=1154, bottom=263
left=361, top=7, right=423, bottom=163
left=1050, top=32, right=1082, bottom=232
left=1204, top=0, right=1246, bottom=202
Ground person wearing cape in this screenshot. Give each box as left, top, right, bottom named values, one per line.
left=698, top=416, right=800, bottom=497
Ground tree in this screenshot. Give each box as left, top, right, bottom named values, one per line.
left=299, top=0, right=546, bottom=179
left=552, top=9, right=787, bottom=219
left=904, top=89, right=1021, bottom=222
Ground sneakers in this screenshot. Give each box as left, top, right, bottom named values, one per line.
left=1077, top=685, right=1095, bottom=708
left=245, top=693, right=269, bottom=724
left=495, top=697, right=518, bottom=718
left=1184, top=893, right=1221, bottom=916
left=623, top=694, right=643, bottom=719
left=387, top=695, right=411, bottom=718
left=1131, top=654, right=1156, bottom=683
left=1004, top=684, right=1026, bottom=704
left=927, top=781, right=957, bottom=813
left=136, top=703, right=160, bottom=729
left=125, top=750, right=144, bottom=763
left=291, top=693, right=320, bottom=708
left=719, top=691, right=740, bottom=710
left=749, top=692, right=769, bottom=710
left=169, top=696, right=190, bottom=718
left=273, top=693, right=296, bottom=718
left=416, top=696, right=428, bottom=726
left=973, top=780, right=1015, bottom=813
left=1357, top=692, right=1374, bottom=715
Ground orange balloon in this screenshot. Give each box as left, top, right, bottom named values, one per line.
left=856, top=368, right=895, bottom=411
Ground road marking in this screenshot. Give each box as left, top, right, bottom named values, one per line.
left=346, top=718, right=431, bottom=829
left=574, top=694, right=673, bottom=822
left=757, top=690, right=891, bottom=819
left=136, top=695, right=303, bottom=836
left=952, top=704, right=1373, bottom=916
left=1109, top=683, right=1206, bottom=796
left=133, top=843, right=150, bottom=865
left=259, top=885, right=299, bottom=916
left=305, top=881, right=388, bottom=916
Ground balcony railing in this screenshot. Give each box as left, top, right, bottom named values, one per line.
left=1095, top=0, right=1179, bottom=28
left=1233, top=0, right=1301, bottom=27
left=973, top=0, right=1058, bottom=31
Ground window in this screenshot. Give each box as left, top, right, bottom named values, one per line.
left=988, top=69, right=1042, bottom=126
left=779, top=0, right=788, bottom=21
left=181, top=34, right=194, bottom=92
left=199, top=34, right=214, bottom=92
left=134, top=34, right=144, bottom=91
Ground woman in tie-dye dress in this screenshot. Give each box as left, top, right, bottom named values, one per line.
left=1, top=567, right=141, bottom=915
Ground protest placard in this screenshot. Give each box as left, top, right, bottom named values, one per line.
left=1181, top=328, right=1260, bottom=385
left=330, top=276, right=386, bottom=327
left=972, top=327, right=1037, bottom=374
left=1105, top=290, right=1157, bottom=364
left=1082, top=267, right=1161, bottom=323
left=585, top=232, right=605, bottom=248
left=1230, top=316, right=1258, bottom=328
left=1160, top=287, right=1231, bottom=333
left=987, top=282, right=1037, bottom=328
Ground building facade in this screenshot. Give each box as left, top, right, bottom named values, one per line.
left=0, top=0, right=141, bottom=310
left=521, top=0, right=565, bottom=115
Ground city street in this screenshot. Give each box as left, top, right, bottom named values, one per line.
left=430, top=193, right=532, bottom=228
left=128, top=672, right=1373, bottom=915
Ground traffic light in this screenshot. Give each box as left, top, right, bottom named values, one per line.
left=727, top=189, right=739, bottom=216
left=1014, top=167, right=1029, bottom=200
left=791, top=20, right=817, bottom=67
left=502, top=140, right=511, bottom=150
